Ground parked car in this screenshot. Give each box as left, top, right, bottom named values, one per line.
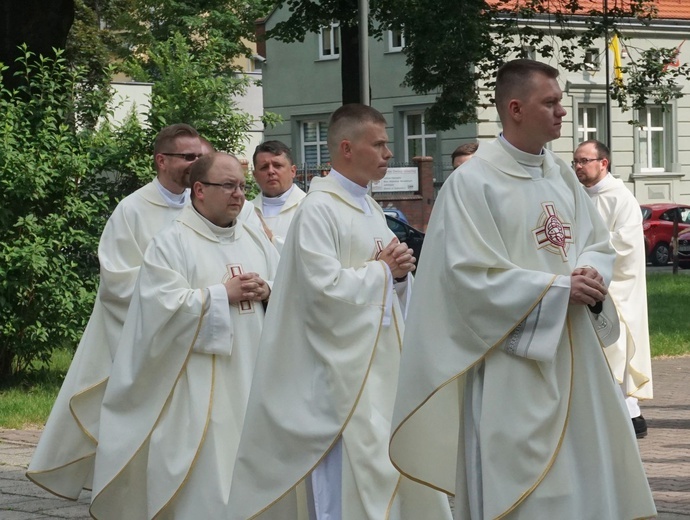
left=385, top=214, right=425, bottom=262
left=640, top=203, right=690, bottom=266
left=383, top=207, right=409, bottom=224
left=678, top=227, right=690, bottom=268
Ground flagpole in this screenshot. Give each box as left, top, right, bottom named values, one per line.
left=604, top=0, right=612, bottom=151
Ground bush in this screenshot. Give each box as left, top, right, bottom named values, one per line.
left=0, top=48, right=153, bottom=378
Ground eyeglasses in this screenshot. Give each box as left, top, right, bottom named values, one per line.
left=199, top=181, right=246, bottom=194
left=161, top=152, right=203, bottom=162
left=571, top=158, right=602, bottom=167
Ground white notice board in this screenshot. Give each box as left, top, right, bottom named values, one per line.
left=371, top=167, right=418, bottom=192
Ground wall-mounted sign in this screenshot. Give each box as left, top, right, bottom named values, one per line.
left=371, top=167, right=418, bottom=192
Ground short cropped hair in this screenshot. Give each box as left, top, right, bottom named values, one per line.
left=495, top=60, right=559, bottom=120
left=578, top=139, right=611, bottom=163
left=327, top=104, right=387, bottom=156
left=451, top=142, right=479, bottom=163
left=153, top=123, right=199, bottom=156
left=253, top=140, right=293, bottom=166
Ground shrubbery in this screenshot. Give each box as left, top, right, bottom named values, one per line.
left=0, top=49, right=154, bottom=379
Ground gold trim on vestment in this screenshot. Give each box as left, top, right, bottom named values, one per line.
left=494, top=315, right=574, bottom=519
left=153, top=354, right=216, bottom=519
left=389, top=275, right=560, bottom=495
left=25, top=453, right=95, bottom=501
left=90, top=288, right=208, bottom=519
left=248, top=260, right=393, bottom=519
left=69, top=378, right=109, bottom=445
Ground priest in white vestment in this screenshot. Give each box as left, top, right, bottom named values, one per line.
left=390, top=60, right=656, bottom=519
left=27, top=124, right=204, bottom=499
left=251, top=140, right=306, bottom=251
left=228, top=104, right=452, bottom=520
left=90, top=153, right=279, bottom=519
left=574, top=139, right=652, bottom=438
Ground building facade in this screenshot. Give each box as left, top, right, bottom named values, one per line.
left=258, top=2, right=690, bottom=207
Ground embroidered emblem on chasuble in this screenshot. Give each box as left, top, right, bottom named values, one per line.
left=374, top=238, right=385, bottom=259
left=532, top=202, right=573, bottom=261
left=223, top=264, right=254, bottom=314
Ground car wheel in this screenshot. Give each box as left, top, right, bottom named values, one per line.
left=680, top=261, right=690, bottom=270
left=651, top=242, right=670, bottom=266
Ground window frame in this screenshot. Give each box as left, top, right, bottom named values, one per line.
left=403, top=111, right=437, bottom=162
left=636, top=105, right=669, bottom=173
left=300, top=120, right=330, bottom=167
left=387, top=29, right=405, bottom=52
left=318, top=22, right=340, bottom=60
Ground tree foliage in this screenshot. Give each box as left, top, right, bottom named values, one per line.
left=0, top=49, right=153, bottom=379
left=267, top=0, right=690, bottom=130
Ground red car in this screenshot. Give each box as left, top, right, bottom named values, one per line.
left=641, top=203, right=690, bottom=265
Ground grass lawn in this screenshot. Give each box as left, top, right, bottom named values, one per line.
left=0, top=272, right=688, bottom=430
left=646, top=272, right=690, bottom=357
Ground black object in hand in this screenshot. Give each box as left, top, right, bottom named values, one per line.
left=588, top=301, right=603, bottom=314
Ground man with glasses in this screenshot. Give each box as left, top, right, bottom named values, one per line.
left=574, top=139, right=652, bottom=439
left=28, top=124, right=203, bottom=500
left=251, top=140, right=306, bottom=252
left=90, top=152, right=278, bottom=518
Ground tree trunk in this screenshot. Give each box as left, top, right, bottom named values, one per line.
left=340, top=23, right=361, bottom=104
left=0, top=347, right=15, bottom=380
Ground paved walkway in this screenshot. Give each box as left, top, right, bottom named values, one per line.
left=1, top=357, right=688, bottom=519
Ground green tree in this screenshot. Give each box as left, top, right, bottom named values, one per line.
left=103, top=0, right=271, bottom=73
left=0, top=49, right=152, bottom=379
left=267, top=0, right=690, bottom=130
left=123, top=33, right=257, bottom=154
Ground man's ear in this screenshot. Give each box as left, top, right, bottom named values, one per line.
left=154, top=153, right=166, bottom=172
left=340, top=139, right=352, bottom=158
left=508, top=99, right=522, bottom=121
left=601, top=157, right=610, bottom=171
left=192, top=181, right=205, bottom=200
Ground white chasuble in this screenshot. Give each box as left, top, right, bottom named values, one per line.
left=27, top=180, right=186, bottom=499
left=586, top=175, right=652, bottom=400
left=89, top=204, right=279, bottom=520
left=252, top=184, right=307, bottom=252
left=228, top=175, right=452, bottom=520
left=390, top=140, right=656, bottom=520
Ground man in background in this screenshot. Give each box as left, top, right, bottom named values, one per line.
left=574, top=138, right=652, bottom=438
left=251, top=140, right=306, bottom=251
left=451, top=141, right=478, bottom=168
left=28, top=123, right=202, bottom=499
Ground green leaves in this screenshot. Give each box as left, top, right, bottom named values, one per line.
left=0, top=50, right=152, bottom=378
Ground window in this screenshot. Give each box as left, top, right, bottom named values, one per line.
left=301, top=121, right=330, bottom=166
left=638, top=106, right=668, bottom=172
left=521, top=46, right=536, bottom=60
left=577, top=104, right=604, bottom=142
left=584, top=48, right=600, bottom=72
left=388, top=29, right=405, bottom=52
left=404, top=112, right=436, bottom=161
left=319, top=22, right=340, bottom=60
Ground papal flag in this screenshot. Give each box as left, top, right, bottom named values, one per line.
left=610, top=34, right=623, bottom=82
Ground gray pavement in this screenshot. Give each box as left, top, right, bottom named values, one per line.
left=1, top=357, right=689, bottom=519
